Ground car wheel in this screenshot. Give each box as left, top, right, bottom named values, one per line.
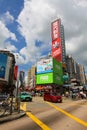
left=29, top=98, right=32, bottom=102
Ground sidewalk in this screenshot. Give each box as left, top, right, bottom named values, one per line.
left=0, top=110, right=26, bottom=123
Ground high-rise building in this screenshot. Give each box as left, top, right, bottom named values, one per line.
left=27, top=65, right=36, bottom=89
left=79, top=65, right=86, bottom=85
left=66, top=55, right=78, bottom=77
left=60, top=24, right=66, bottom=63
left=66, top=54, right=86, bottom=86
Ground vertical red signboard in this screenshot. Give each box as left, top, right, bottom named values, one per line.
left=51, top=19, right=62, bottom=62
left=14, top=65, right=18, bottom=80
left=51, top=19, right=61, bottom=41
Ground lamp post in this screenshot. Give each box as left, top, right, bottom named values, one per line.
left=16, top=73, right=20, bottom=113
left=15, top=55, right=20, bottom=113
left=10, top=57, right=15, bottom=114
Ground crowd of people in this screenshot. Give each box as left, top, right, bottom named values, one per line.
left=65, top=90, right=87, bottom=100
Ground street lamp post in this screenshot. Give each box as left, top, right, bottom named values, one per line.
left=15, top=55, right=20, bottom=113
left=16, top=73, right=20, bottom=113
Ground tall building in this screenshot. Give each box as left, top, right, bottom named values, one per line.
left=27, top=65, right=36, bottom=89
left=79, top=65, right=86, bottom=85
left=66, top=54, right=86, bottom=86
left=66, top=55, right=75, bottom=79
left=60, top=24, right=66, bottom=63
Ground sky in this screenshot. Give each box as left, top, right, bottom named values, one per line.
left=0, top=0, right=87, bottom=78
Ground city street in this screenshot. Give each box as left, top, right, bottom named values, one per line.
left=0, top=96, right=87, bottom=130
left=0, top=1, right=87, bottom=130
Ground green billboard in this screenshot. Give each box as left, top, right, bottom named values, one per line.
left=53, top=72, right=63, bottom=85
left=53, top=58, right=63, bottom=75
left=36, top=72, right=63, bottom=85
left=36, top=73, right=53, bottom=84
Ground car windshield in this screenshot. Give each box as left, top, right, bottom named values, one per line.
left=21, top=92, right=30, bottom=95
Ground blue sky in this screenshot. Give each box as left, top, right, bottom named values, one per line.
left=0, top=0, right=87, bottom=77
left=0, top=1, right=26, bottom=52
left=0, top=0, right=30, bottom=71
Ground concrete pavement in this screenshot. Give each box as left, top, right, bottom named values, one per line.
left=0, top=110, right=26, bottom=123
left=0, top=96, right=86, bottom=124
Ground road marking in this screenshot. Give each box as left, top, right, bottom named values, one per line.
left=26, top=112, right=51, bottom=130
left=20, top=102, right=27, bottom=111
left=46, top=101, right=87, bottom=127
left=20, top=103, right=51, bottom=130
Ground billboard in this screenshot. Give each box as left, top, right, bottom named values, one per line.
left=37, top=58, right=63, bottom=75
left=14, top=65, right=18, bottom=80
left=51, top=19, right=61, bottom=41
left=0, top=54, right=7, bottom=79
left=53, top=73, right=63, bottom=85
left=36, top=73, right=53, bottom=84
left=36, top=72, right=63, bottom=85
left=51, top=19, right=62, bottom=62
left=53, top=58, right=63, bottom=75
left=37, top=57, right=53, bottom=74
left=52, top=38, right=62, bottom=62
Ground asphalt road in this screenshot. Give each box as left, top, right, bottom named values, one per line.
left=1, top=96, right=87, bottom=130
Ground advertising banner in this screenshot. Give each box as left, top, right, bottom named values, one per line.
left=14, top=65, right=18, bottom=80
left=52, top=38, right=62, bottom=62
left=51, top=19, right=61, bottom=41
left=53, top=58, right=63, bottom=75
left=0, top=54, right=7, bottom=79
left=53, top=73, right=63, bottom=85
left=36, top=72, right=63, bottom=85
left=37, top=57, right=53, bottom=74
left=36, top=73, right=53, bottom=84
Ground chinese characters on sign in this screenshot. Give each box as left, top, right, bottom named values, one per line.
left=51, top=19, right=62, bottom=62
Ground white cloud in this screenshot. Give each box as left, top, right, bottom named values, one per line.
left=16, top=0, right=87, bottom=71
left=4, top=42, right=17, bottom=52
left=74, top=0, right=87, bottom=7
left=0, top=11, right=14, bottom=24
left=0, top=20, right=17, bottom=50
left=0, top=11, right=17, bottom=53
left=14, top=53, right=25, bottom=65
left=17, top=0, right=57, bottom=64
left=66, top=36, right=83, bottom=54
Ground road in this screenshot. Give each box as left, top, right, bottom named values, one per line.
left=1, top=96, right=87, bottom=130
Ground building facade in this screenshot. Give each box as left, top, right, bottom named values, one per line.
left=66, top=54, right=86, bottom=86
left=79, top=64, right=86, bottom=85
left=60, top=24, right=66, bottom=63
left=27, top=65, right=36, bottom=90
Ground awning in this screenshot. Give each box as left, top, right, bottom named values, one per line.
left=35, top=86, right=44, bottom=90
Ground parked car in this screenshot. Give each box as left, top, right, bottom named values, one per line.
left=20, top=92, right=32, bottom=102
left=44, top=92, right=62, bottom=103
